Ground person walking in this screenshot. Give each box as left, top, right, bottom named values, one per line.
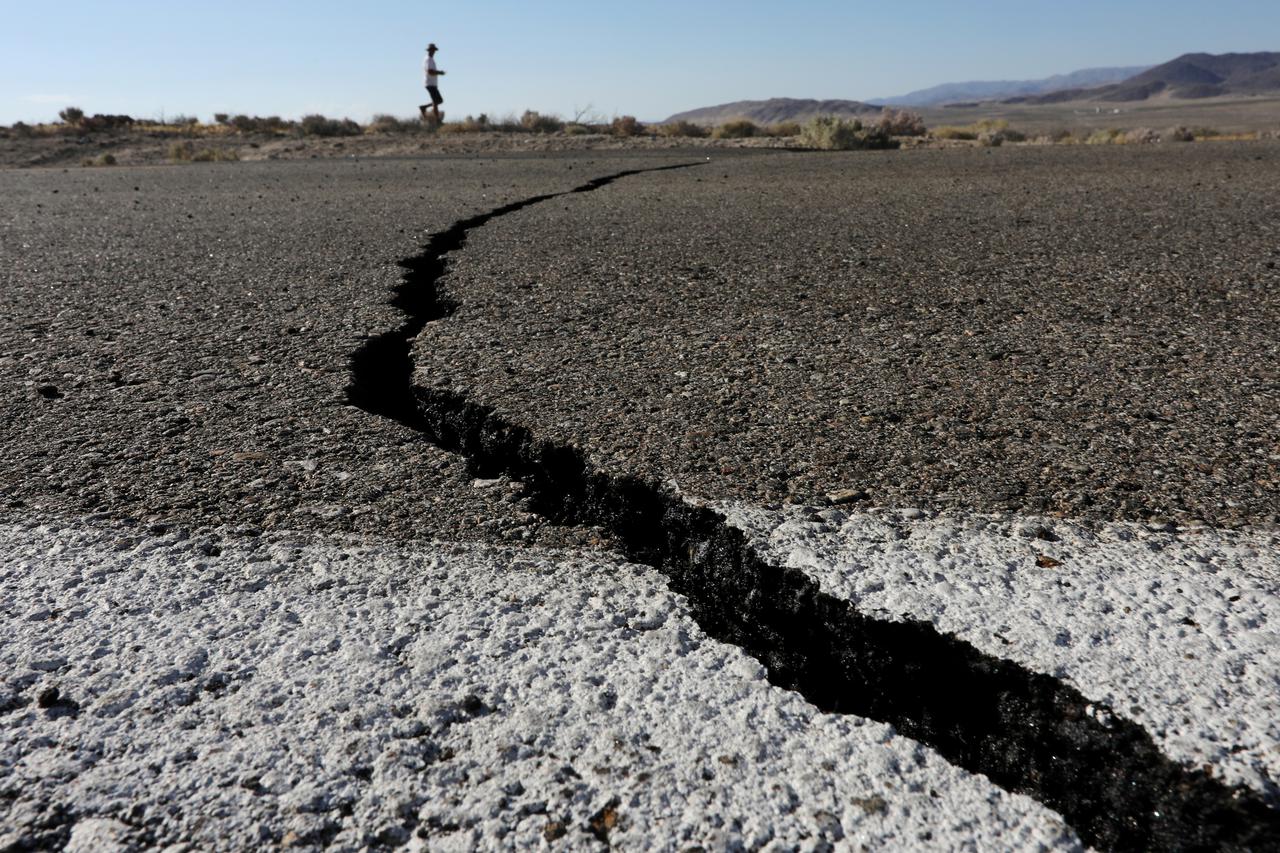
left=419, top=43, right=446, bottom=123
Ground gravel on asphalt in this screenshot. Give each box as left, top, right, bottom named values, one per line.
left=416, top=143, right=1280, bottom=528
left=0, top=520, right=1080, bottom=851
left=0, top=153, right=697, bottom=547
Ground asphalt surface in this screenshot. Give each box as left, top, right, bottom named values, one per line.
left=0, top=520, right=1078, bottom=851
left=0, top=153, right=693, bottom=547
left=419, top=142, right=1280, bottom=528
left=3, top=145, right=1279, bottom=848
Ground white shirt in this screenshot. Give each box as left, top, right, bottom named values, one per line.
left=424, top=55, right=439, bottom=87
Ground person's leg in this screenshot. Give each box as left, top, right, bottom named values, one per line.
left=429, top=87, right=443, bottom=122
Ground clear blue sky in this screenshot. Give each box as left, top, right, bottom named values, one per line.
left=2, top=0, right=1276, bottom=124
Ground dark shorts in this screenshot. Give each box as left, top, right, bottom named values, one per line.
left=426, top=85, right=443, bottom=106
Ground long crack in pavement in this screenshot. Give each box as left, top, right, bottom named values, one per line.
left=347, top=163, right=1280, bottom=852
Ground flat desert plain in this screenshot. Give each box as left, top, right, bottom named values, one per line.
left=1, top=144, right=1277, bottom=851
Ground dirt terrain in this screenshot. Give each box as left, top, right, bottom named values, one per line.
left=918, top=93, right=1280, bottom=134
left=0, top=129, right=781, bottom=170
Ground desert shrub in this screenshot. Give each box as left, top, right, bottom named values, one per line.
left=368, top=114, right=417, bottom=134
left=612, top=115, right=644, bottom=137
left=521, top=110, right=564, bottom=133
left=564, top=123, right=594, bottom=135
left=169, top=142, right=238, bottom=162
left=1165, top=126, right=1195, bottom=143
left=441, top=114, right=490, bottom=133
left=658, top=120, right=707, bottom=138
left=81, top=153, right=118, bottom=167
left=798, top=115, right=897, bottom=150
left=213, top=113, right=229, bottom=125
left=1085, top=128, right=1123, bottom=145
left=59, top=106, right=85, bottom=126
left=79, top=114, right=136, bottom=133
left=764, top=121, right=802, bottom=137
left=713, top=119, right=758, bottom=139
left=801, top=116, right=856, bottom=149
left=300, top=114, right=360, bottom=137
left=876, top=108, right=927, bottom=137
left=11, top=121, right=32, bottom=138
left=1123, top=127, right=1160, bottom=144
left=490, top=113, right=525, bottom=132
left=931, top=125, right=978, bottom=140
left=228, top=114, right=290, bottom=134
left=192, top=147, right=239, bottom=162
left=933, top=118, right=1022, bottom=144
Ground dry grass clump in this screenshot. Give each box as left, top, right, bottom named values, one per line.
left=80, top=153, right=117, bottom=167
left=658, top=120, right=707, bottom=138
left=168, top=142, right=239, bottom=163
left=299, top=114, right=360, bottom=137
left=798, top=116, right=898, bottom=150
left=875, top=108, right=927, bottom=137
left=612, top=115, right=645, bottom=137
left=931, top=125, right=979, bottom=140
left=764, top=121, right=801, bottom=137
left=1123, top=127, right=1160, bottom=144
left=1085, top=128, right=1124, bottom=145
left=521, top=110, right=565, bottom=133
left=713, top=119, right=759, bottom=139
left=228, top=115, right=291, bottom=134
left=368, top=114, right=419, bottom=134
left=933, top=119, right=1023, bottom=146
left=440, top=114, right=493, bottom=133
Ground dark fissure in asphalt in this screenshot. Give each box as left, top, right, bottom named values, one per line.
left=346, top=165, right=1280, bottom=852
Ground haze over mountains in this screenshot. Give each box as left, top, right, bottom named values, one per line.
left=666, top=52, right=1280, bottom=124
left=876, top=66, right=1150, bottom=107
left=1015, top=52, right=1280, bottom=104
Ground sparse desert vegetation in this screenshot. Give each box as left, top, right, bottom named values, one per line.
left=0, top=103, right=1274, bottom=169
left=80, top=153, right=117, bottom=167
left=711, top=119, right=760, bottom=139
left=168, top=142, right=239, bottom=163
left=798, top=116, right=898, bottom=150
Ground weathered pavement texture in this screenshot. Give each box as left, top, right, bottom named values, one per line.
left=420, top=143, right=1280, bottom=528
left=0, top=521, right=1077, bottom=851
left=3, top=146, right=1279, bottom=849
left=0, top=154, right=668, bottom=548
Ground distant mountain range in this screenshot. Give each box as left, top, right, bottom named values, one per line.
left=1008, top=52, right=1280, bottom=104
left=664, top=98, right=882, bottom=126
left=875, top=66, right=1150, bottom=107
left=665, top=53, right=1280, bottom=123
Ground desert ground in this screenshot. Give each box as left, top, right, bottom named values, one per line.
left=1, top=144, right=1278, bottom=850
left=916, top=93, right=1280, bottom=135
left=2, top=93, right=1277, bottom=172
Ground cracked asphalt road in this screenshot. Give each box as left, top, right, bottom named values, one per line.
left=3, top=145, right=1279, bottom=849
left=419, top=142, right=1280, bottom=528
left=0, top=152, right=695, bottom=546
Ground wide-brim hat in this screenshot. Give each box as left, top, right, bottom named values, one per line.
left=427, top=43, right=438, bottom=50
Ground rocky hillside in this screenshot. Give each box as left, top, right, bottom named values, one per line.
left=1008, top=52, right=1280, bottom=104
left=664, top=98, right=882, bottom=126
